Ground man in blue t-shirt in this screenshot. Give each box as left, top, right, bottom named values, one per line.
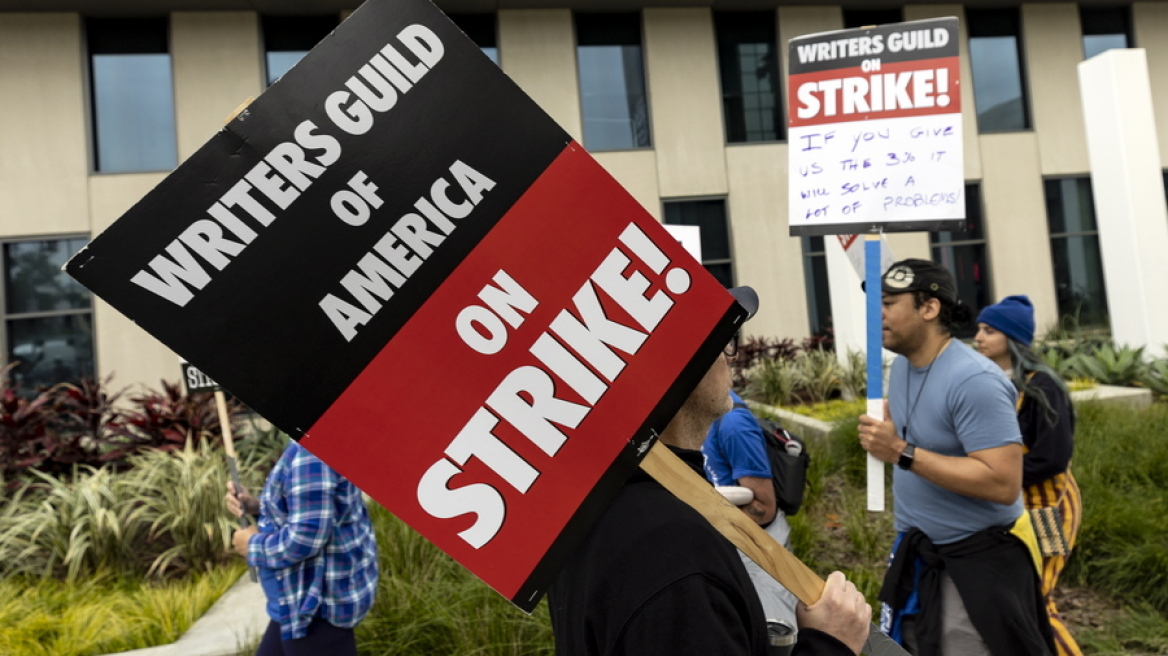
left=857, top=259, right=1053, bottom=656
left=704, top=389, right=798, bottom=628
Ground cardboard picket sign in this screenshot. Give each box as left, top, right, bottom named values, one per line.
left=178, top=360, right=220, bottom=394
left=65, top=0, right=746, bottom=611
left=788, top=18, right=965, bottom=236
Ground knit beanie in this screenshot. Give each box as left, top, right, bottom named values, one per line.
left=977, top=295, right=1036, bottom=345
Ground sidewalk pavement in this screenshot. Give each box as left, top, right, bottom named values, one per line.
left=99, top=573, right=268, bottom=656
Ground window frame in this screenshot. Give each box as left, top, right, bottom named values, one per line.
left=1080, top=5, right=1134, bottom=60
left=1043, top=176, right=1110, bottom=330
left=662, top=197, right=735, bottom=288
left=713, top=10, right=784, bottom=144
left=966, top=7, right=1032, bottom=133
left=573, top=11, right=653, bottom=152
left=800, top=235, right=831, bottom=337
left=1, top=235, right=97, bottom=388
left=261, top=14, right=340, bottom=86
left=930, top=184, right=992, bottom=337
left=85, top=16, right=178, bottom=174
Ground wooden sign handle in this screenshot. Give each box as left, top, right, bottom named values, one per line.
left=216, top=388, right=258, bottom=582
left=639, top=441, right=824, bottom=604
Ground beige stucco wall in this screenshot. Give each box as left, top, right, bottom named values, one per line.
left=171, top=12, right=264, bottom=162
left=0, top=13, right=90, bottom=236
left=6, top=2, right=1168, bottom=391
left=498, top=9, right=582, bottom=140
left=593, top=150, right=662, bottom=220
left=725, top=144, right=809, bottom=339
left=1022, top=3, right=1089, bottom=175
left=1133, top=2, right=1168, bottom=167
left=88, top=173, right=178, bottom=388
left=643, top=8, right=728, bottom=198
left=778, top=5, right=842, bottom=121
left=978, top=132, right=1059, bottom=333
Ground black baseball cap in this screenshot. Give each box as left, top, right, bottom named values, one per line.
left=728, top=286, right=758, bottom=321
left=869, top=259, right=959, bottom=305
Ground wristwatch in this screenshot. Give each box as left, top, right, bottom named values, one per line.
left=898, top=443, right=916, bottom=470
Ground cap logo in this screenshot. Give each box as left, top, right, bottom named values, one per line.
left=884, top=265, right=915, bottom=290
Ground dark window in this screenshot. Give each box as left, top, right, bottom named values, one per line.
left=931, top=185, right=991, bottom=338
left=1081, top=6, right=1132, bottom=59
left=575, top=13, right=651, bottom=151
left=967, top=8, right=1030, bottom=132
left=842, top=8, right=903, bottom=29
left=801, top=236, right=831, bottom=337
left=449, top=13, right=499, bottom=65
left=714, top=12, right=783, bottom=143
left=87, top=17, right=177, bottom=173
left=1044, top=178, right=1109, bottom=329
left=262, top=15, right=339, bottom=85
left=2, top=238, right=95, bottom=389
left=664, top=200, right=733, bottom=288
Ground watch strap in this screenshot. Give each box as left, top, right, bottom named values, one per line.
left=898, top=443, right=916, bottom=470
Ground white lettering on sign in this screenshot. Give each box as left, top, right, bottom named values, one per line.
left=325, top=24, right=445, bottom=136
left=795, top=68, right=951, bottom=120
left=129, top=24, right=446, bottom=308
left=793, top=27, right=949, bottom=64
left=417, top=223, right=695, bottom=549
left=185, top=365, right=218, bottom=391
left=456, top=271, right=540, bottom=355
left=319, top=160, right=496, bottom=341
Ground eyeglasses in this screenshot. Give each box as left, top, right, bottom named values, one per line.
left=723, top=334, right=740, bottom=358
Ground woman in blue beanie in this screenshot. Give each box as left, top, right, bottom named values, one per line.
left=974, top=295, right=1082, bottom=656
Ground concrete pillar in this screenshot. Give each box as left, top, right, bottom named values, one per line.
left=1079, top=49, right=1168, bottom=358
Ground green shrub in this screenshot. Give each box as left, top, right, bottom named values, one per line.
left=1035, top=342, right=1080, bottom=380
left=357, top=504, right=554, bottom=655
left=1140, top=357, right=1168, bottom=398
left=793, top=348, right=841, bottom=404
left=0, top=564, right=243, bottom=656
left=0, top=466, right=148, bottom=581
left=1063, top=402, right=1168, bottom=615
left=123, top=441, right=242, bottom=576
left=0, top=439, right=265, bottom=581
left=838, top=349, right=868, bottom=401
left=745, top=357, right=800, bottom=407
left=1070, top=343, right=1147, bottom=387
left=786, top=398, right=867, bottom=424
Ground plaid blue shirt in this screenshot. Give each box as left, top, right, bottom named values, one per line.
left=250, top=442, right=379, bottom=640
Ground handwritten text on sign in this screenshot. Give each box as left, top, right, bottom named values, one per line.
left=792, top=115, right=961, bottom=228
left=788, top=18, right=963, bottom=236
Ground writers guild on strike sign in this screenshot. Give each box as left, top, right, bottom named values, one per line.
left=416, top=222, right=698, bottom=549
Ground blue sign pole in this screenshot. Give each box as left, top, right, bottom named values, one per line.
left=865, top=235, right=885, bottom=512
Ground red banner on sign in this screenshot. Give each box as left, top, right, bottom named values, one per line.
left=303, top=143, right=738, bottom=606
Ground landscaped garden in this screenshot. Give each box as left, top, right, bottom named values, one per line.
left=0, top=368, right=279, bottom=656
left=2, top=332, right=1167, bottom=655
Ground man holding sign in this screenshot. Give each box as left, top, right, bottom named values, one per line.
left=857, top=260, right=1052, bottom=655
left=549, top=287, right=870, bottom=656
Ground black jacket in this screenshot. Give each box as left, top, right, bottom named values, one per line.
left=880, top=526, right=1054, bottom=656
left=549, top=446, right=852, bottom=656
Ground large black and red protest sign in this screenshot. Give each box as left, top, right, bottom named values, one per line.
left=66, top=0, right=745, bottom=609
left=788, top=18, right=964, bottom=236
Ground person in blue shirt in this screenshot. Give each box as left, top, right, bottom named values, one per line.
left=704, top=388, right=799, bottom=629
left=858, top=259, right=1052, bottom=656
left=226, top=441, right=379, bottom=656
